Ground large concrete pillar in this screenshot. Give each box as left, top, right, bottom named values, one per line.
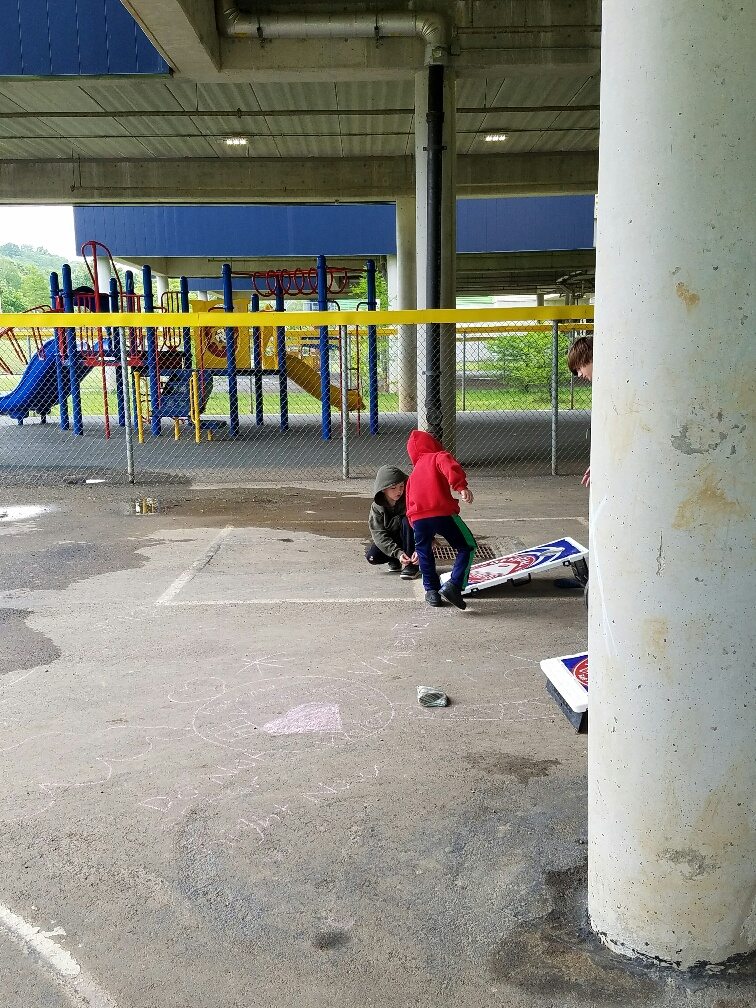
left=589, top=0, right=755, bottom=970
left=395, top=195, right=417, bottom=412
left=414, top=66, right=457, bottom=450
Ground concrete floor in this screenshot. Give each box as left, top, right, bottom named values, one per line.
left=0, top=479, right=752, bottom=1008
left=0, top=410, right=591, bottom=484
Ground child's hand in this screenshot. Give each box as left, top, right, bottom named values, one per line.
left=459, top=488, right=474, bottom=504
left=581, top=467, right=591, bottom=487
left=399, top=552, right=413, bottom=565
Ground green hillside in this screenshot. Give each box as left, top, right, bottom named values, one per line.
left=0, top=243, right=91, bottom=313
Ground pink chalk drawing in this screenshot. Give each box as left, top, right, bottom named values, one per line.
left=262, top=703, right=344, bottom=736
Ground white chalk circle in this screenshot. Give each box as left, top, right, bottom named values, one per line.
left=192, top=676, right=394, bottom=754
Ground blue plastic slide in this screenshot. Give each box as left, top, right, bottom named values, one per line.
left=0, top=339, right=90, bottom=422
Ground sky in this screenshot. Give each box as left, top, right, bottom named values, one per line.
left=0, top=205, right=77, bottom=258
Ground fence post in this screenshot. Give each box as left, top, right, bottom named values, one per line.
left=114, top=278, right=135, bottom=483
left=340, top=324, right=350, bottom=478
left=316, top=254, right=331, bottom=440
left=365, top=258, right=379, bottom=434
left=250, top=293, right=264, bottom=424
left=142, top=265, right=161, bottom=437
left=461, top=327, right=466, bottom=411
left=49, top=271, right=70, bottom=430
left=551, top=318, right=559, bottom=476
left=61, top=264, right=83, bottom=435
left=221, top=263, right=239, bottom=437
left=274, top=278, right=288, bottom=431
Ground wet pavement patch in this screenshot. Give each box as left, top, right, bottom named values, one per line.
left=489, top=861, right=661, bottom=1004
left=465, top=751, right=562, bottom=785
left=0, top=609, right=60, bottom=676
left=123, top=487, right=372, bottom=537
left=0, top=504, right=53, bottom=522
left=0, top=537, right=155, bottom=594
left=312, top=930, right=352, bottom=951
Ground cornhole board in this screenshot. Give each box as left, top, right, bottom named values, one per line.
left=440, top=537, right=588, bottom=596
left=540, top=653, right=588, bottom=732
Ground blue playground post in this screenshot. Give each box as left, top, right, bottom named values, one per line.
left=366, top=258, right=379, bottom=434
left=61, top=264, right=83, bottom=435
left=143, top=265, right=161, bottom=436
left=111, top=277, right=126, bottom=427
left=222, top=263, right=239, bottom=437
left=274, top=278, right=289, bottom=431
left=179, top=276, right=192, bottom=370
left=316, top=254, right=331, bottom=440
left=50, top=271, right=69, bottom=430
left=250, top=293, right=264, bottom=425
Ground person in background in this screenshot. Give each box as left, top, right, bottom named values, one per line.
left=565, top=335, right=593, bottom=606
left=567, top=335, right=593, bottom=487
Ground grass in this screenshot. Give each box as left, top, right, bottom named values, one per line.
left=0, top=370, right=591, bottom=420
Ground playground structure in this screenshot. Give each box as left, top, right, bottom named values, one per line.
left=0, top=242, right=375, bottom=442
left=0, top=241, right=594, bottom=481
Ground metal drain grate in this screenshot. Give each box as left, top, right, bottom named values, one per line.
left=433, top=542, right=497, bottom=562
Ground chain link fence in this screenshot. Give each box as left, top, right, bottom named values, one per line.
left=0, top=307, right=592, bottom=487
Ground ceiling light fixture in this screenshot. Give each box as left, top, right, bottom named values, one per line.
left=225, top=136, right=249, bottom=146
left=484, top=133, right=508, bottom=142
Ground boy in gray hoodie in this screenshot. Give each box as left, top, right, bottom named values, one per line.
left=366, top=465, right=420, bottom=579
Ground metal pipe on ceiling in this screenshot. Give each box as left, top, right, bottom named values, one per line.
left=216, top=3, right=449, bottom=64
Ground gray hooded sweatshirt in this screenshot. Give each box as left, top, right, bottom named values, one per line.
left=368, top=465, right=409, bottom=558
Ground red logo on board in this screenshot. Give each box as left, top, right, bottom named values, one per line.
left=571, top=657, right=588, bottom=688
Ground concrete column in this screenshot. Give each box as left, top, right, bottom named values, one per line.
left=439, top=67, right=457, bottom=453
left=395, top=195, right=417, bottom=412
left=94, top=254, right=116, bottom=390
left=94, top=254, right=111, bottom=305
left=414, top=70, right=430, bottom=431
left=589, top=0, right=755, bottom=971
left=414, top=67, right=457, bottom=449
left=154, top=273, right=169, bottom=307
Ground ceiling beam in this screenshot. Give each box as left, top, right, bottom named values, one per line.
left=119, top=0, right=220, bottom=74
left=0, top=152, right=597, bottom=203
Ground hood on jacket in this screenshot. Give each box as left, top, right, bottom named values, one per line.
left=407, top=429, right=443, bottom=464
left=372, top=465, right=408, bottom=503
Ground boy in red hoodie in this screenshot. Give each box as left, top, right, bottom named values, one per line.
left=405, top=429, right=477, bottom=609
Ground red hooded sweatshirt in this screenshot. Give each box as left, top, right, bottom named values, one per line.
left=405, top=430, right=469, bottom=524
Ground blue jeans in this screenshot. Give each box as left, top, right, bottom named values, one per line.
left=412, top=514, right=477, bottom=592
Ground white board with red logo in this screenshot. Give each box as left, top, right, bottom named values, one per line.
left=540, top=653, right=589, bottom=713
left=440, top=537, right=588, bottom=595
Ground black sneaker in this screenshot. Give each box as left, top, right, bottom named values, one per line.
left=387, top=558, right=402, bottom=573
left=400, top=563, right=420, bottom=580
left=425, top=590, right=443, bottom=607
left=440, top=582, right=467, bottom=610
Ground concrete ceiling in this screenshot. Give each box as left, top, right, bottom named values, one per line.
left=0, top=0, right=601, bottom=203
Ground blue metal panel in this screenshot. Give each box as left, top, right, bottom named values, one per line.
left=77, top=0, right=108, bottom=75
left=50, top=2, right=83, bottom=76
left=0, top=0, right=169, bottom=75
left=457, top=196, right=594, bottom=252
left=17, top=0, right=52, bottom=75
left=2, top=5, right=24, bottom=72
left=75, top=204, right=397, bottom=257
left=73, top=197, right=595, bottom=258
